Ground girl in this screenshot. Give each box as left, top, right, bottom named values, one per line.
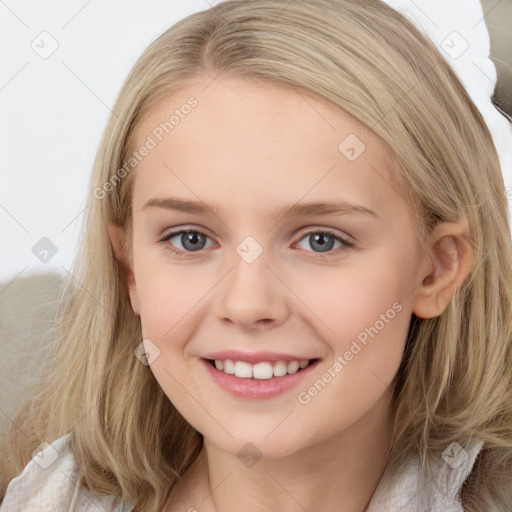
left=1, top=0, right=511, bottom=510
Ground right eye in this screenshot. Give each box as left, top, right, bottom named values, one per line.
left=160, top=229, right=216, bottom=256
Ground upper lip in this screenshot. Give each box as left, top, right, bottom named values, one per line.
left=201, top=350, right=319, bottom=365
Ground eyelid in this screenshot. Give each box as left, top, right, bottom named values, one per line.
left=295, top=226, right=355, bottom=244
left=159, top=224, right=214, bottom=242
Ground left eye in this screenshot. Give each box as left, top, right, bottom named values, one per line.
left=160, top=229, right=353, bottom=255
left=296, top=230, right=353, bottom=253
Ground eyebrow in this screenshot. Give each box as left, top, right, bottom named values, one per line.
left=142, top=197, right=378, bottom=222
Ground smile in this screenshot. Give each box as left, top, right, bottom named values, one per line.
left=201, top=358, right=321, bottom=400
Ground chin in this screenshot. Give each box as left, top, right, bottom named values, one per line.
left=203, top=428, right=313, bottom=462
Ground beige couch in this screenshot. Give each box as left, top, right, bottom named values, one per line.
left=0, top=273, right=63, bottom=427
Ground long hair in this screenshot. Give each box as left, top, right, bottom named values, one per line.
left=2, top=1, right=511, bottom=510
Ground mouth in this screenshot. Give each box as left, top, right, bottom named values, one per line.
left=204, top=357, right=320, bottom=379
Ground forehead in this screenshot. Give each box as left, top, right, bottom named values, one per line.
left=129, top=76, right=404, bottom=219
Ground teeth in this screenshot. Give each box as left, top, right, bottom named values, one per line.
left=223, top=360, right=235, bottom=374
left=287, top=361, right=300, bottom=374
left=273, top=361, right=288, bottom=377
left=213, top=359, right=311, bottom=379
left=253, top=362, right=274, bottom=379
left=234, top=361, right=253, bottom=378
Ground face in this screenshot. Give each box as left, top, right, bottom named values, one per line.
left=123, top=76, right=427, bottom=459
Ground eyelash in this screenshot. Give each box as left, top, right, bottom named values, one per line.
left=158, top=227, right=356, bottom=259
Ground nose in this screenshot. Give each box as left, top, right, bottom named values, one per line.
left=214, top=248, right=290, bottom=330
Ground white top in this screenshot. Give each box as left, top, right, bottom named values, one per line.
left=0, top=432, right=483, bottom=511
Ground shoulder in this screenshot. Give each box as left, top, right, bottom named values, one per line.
left=367, top=437, right=484, bottom=512
left=0, top=433, right=135, bottom=512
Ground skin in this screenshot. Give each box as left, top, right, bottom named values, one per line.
left=109, top=76, right=474, bottom=512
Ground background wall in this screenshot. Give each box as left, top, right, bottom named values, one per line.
left=0, top=0, right=216, bottom=283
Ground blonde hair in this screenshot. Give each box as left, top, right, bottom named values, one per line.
left=2, top=0, right=512, bottom=510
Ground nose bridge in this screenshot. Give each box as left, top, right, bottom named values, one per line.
left=216, top=235, right=289, bottom=327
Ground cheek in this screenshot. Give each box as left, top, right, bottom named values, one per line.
left=285, top=250, right=415, bottom=390
left=291, top=266, right=411, bottom=432
left=135, top=272, right=200, bottom=341
left=293, top=258, right=412, bottom=344
left=130, top=230, right=204, bottom=339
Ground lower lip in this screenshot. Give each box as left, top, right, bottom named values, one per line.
left=201, top=358, right=320, bottom=400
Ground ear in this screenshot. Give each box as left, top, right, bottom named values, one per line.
left=412, top=217, right=474, bottom=319
left=108, top=223, right=140, bottom=316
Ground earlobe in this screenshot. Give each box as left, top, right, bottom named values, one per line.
left=107, top=223, right=140, bottom=316
left=412, top=219, right=474, bottom=319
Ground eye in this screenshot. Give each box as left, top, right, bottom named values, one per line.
left=159, top=227, right=355, bottom=257
left=296, top=229, right=355, bottom=254
left=160, top=229, right=215, bottom=255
